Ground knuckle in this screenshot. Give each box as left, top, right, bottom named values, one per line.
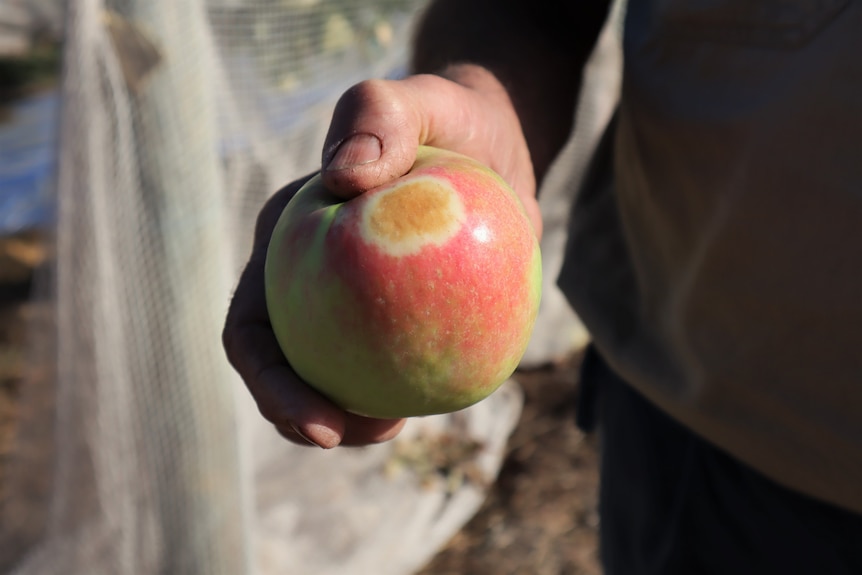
left=253, top=194, right=290, bottom=247
left=334, top=78, right=404, bottom=122
left=256, top=398, right=280, bottom=424
left=341, top=78, right=388, bottom=105
left=221, top=318, right=247, bottom=371
left=252, top=175, right=314, bottom=249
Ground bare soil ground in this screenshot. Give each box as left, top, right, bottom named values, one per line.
left=0, top=232, right=47, bottom=499
left=0, top=234, right=602, bottom=574
left=418, top=353, right=602, bottom=575
left=0, top=289, right=26, bottom=484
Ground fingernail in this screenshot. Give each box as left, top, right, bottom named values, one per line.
left=290, top=422, right=341, bottom=449
left=306, top=423, right=341, bottom=449
left=290, top=422, right=323, bottom=448
left=325, top=134, right=382, bottom=171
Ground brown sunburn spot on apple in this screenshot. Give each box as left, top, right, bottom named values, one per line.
left=361, top=177, right=466, bottom=257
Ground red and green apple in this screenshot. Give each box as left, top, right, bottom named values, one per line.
left=265, top=146, right=541, bottom=418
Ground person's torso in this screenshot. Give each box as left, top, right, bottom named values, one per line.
left=560, top=0, right=862, bottom=513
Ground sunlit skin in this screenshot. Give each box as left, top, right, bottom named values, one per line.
left=265, top=146, right=542, bottom=418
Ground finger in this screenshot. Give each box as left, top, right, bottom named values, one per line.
left=243, top=318, right=408, bottom=446
left=224, top=253, right=348, bottom=447
left=252, top=174, right=315, bottom=251
left=253, top=361, right=347, bottom=449
left=230, top=317, right=407, bottom=447
left=225, top=193, right=408, bottom=447
left=341, top=414, right=407, bottom=447
left=274, top=414, right=406, bottom=448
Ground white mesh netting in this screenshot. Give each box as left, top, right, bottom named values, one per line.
left=0, top=0, right=622, bottom=573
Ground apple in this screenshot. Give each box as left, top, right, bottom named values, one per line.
left=264, top=146, right=542, bottom=418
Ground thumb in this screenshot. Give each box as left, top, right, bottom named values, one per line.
left=320, top=79, right=421, bottom=199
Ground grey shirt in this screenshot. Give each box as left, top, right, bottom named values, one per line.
left=559, top=0, right=862, bottom=513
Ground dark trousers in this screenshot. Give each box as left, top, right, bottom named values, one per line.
left=577, top=346, right=862, bottom=575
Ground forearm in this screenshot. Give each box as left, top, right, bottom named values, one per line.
left=411, top=0, right=613, bottom=186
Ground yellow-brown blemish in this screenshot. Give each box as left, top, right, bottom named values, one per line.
left=368, top=181, right=454, bottom=243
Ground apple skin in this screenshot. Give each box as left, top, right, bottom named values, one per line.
left=264, top=146, right=542, bottom=418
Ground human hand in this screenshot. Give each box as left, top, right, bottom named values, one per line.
left=320, top=66, right=541, bottom=238
left=223, top=66, right=539, bottom=448
left=223, top=177, right=408, bottom=448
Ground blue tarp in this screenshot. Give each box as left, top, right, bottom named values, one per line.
left=0, top=90, right=58, bottom=235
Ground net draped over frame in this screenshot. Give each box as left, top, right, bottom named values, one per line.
left=0, top=0, right=622, bottom=573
